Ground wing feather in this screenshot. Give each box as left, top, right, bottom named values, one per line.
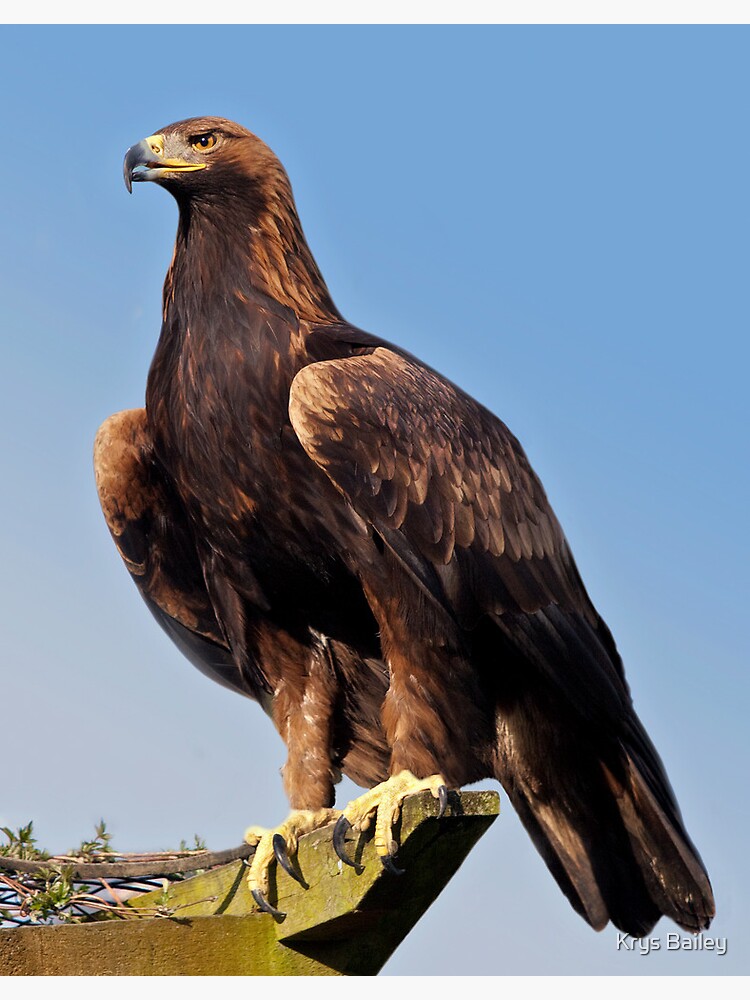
left=289, top=347, right=596, bottom=624
left=94, top=409, right=257, bottom=701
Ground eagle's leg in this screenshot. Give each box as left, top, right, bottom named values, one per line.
left=245, top=630, right=341, bottom=916
left=333, top=770, right=448, bottom=872
left=332, top=575, right=490, bottom=871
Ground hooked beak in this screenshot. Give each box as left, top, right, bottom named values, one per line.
left=123, top=133, right=207, bottom=193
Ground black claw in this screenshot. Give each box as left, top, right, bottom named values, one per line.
left=272, top=833, right=307, bottom=887
left=381, top=853, right=405, bottom=876
left=251, top=888, right=286, bottom=921
left=333, top=815, right=359, bottom=869
left=437, top=784, right=449, bottom=819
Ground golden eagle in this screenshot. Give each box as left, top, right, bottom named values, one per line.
left=95, top=116, right=714, bottom=933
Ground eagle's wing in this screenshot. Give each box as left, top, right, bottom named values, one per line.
left=94, top=409, right=257, bottom=701
left=290, top=346, right=714, bottom=935
left=290, top=348, right=588, bottom=612
left=290, top=346, right=624, bottom=688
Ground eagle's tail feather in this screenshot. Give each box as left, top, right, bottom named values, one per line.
left=494, top=702, right=715, bottom=937
left=603, top=749, right=715, bottom=933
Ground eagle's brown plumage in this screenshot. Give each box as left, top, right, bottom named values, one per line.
left=96, top=116, right=715, bottom=936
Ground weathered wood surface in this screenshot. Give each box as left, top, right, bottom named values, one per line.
left=0, top=789, right=498, bottom=976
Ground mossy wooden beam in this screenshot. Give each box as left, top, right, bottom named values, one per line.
left=0, top=789, right=498, bottom=976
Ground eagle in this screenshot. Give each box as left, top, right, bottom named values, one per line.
left=95, top=115, right=714, bottom=934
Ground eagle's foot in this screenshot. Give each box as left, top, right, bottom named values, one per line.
left=244, top=807, right=338, bottom=918
left=333, top=770, right=448, bottom=873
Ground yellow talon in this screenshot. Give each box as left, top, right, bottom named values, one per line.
left=244, top=808, right=338, bottom=906
left=335, top=770, right=448, bottom=866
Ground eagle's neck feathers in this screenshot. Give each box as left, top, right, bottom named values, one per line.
left=163, top=164, right=340, bottom=329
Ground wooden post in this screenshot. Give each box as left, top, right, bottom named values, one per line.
left=0, top=789, right=498, bottom=976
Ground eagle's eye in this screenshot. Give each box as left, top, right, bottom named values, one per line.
left=190, top=133, right=217, bottom=152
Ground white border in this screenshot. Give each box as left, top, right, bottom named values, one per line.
left=4, top=4, right=750, bottom=25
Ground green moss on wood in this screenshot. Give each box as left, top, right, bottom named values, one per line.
left=0, top=789, right=499, bottom=976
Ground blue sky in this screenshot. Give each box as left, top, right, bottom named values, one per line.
left=1, top=25, right=747, bottom=976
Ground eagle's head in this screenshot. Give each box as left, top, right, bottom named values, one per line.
left=123, top=116, right=285, bottom=205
